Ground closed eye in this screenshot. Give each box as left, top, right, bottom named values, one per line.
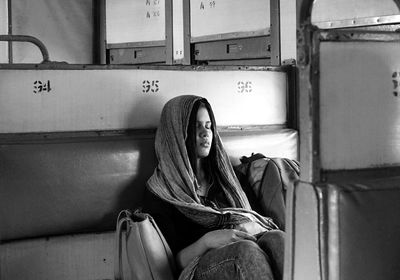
left=197, top=121, right=212, bottom=130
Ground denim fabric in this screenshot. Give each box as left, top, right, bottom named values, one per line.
left=193, top=230, right=284, bottom=280
left=257, top=230, right=285, bottom=280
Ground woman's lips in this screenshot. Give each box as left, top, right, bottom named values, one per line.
left=200, top=141, right=210, bottom=148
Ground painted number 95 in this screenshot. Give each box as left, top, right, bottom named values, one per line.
left=237, top=81, right=253, bottom=93
left=142, top=80, right=159, bottom=93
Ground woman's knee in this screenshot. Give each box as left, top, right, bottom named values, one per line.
left=195, top=240, right=274, bottom=280
left=232, top=240, right=267, bottom=260
left=257, top=230, right=285, bottom=280
left=257, top=230, right=285, bottom=255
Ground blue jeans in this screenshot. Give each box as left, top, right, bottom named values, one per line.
left=193, top=230, right=284, bottom=280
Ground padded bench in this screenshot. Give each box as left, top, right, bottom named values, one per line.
left=0, top=128, right=298, bottom=280
left=288, top=174, right=400, bottom=280
left=0, top=67, right=297, bottom=279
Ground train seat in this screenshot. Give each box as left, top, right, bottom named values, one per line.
left=315, top=177, right=400, bottom=280
left=0, top=67, right=297, bottom=279
left=0, top=128, right=298, bottom=280
left=290, top=176, right=400, bottom=280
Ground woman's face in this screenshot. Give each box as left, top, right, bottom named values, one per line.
left=195, top=105, right=213, bottom=159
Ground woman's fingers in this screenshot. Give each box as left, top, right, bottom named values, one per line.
left=235, top=221, right=266, bottom=236
left=203, top=229, right=257, bottom=249
left=232, top=229, right=257, bottom=242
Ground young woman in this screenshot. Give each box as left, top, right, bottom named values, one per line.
left=145, top=95, right=284, bottom=280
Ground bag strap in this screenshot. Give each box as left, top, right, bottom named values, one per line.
left=147, top=215, right=177, bottom=277
left=114, top=210, right=132, bottom=280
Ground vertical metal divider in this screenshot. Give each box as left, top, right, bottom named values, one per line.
left=181, top=0, right=191, bottom=65
left=270, top=0, right=281, bottom=65
left=170, top=0, right=190, bottom=65
left=165, top=0, right=174, bottom=65
left=93, top=0, right=106, bottom=64
left=283, top=175, right=296, bottom=280
left=7, top=0, right=12, bottom=63
left=295, top=1, right=400, bottom=280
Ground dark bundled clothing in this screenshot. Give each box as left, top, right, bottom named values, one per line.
left=144, top=182, right=231, bottom=256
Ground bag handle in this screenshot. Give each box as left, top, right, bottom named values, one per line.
left=115, top=210, right=132, bottom=280
left=146, top=215, right=177, bottom=277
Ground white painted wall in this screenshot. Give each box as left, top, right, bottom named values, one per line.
left=0, top=69, right=287, bottom=133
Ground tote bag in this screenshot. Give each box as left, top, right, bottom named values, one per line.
left=115, top=209, right=176, bottom=280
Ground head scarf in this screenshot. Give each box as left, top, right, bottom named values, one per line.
left=147, top=95, right=276, bottom=229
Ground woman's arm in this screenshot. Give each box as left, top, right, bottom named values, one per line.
left=176, top=229, right=257, bottom=269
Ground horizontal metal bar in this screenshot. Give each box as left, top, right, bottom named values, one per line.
left=0, top=125, right=289, bottom=144
left=190, top=29, right=270, bottom=43
left=321, top=166, right=400, bottom=183
left=0, top=63, right=291, bottom=72
left=0, top=35, right=50, bottom=63
left=106, top=40, right=166, bottom=49
left=318, top=30, right=400, bottom=42
left=315, top=14, right=400, bottom=30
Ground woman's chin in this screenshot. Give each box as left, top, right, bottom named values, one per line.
left=197, top=149, right=210, bottom=158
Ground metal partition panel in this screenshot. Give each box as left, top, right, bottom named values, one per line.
left=105, top=0, right=166, bottom=45
left=190, top=0, right=270, bottom=42
left=0, top=68, right=287, bottom=133
left=320, top=41, right=400, bottom=170
left=11, top=0, right=93, bottom=64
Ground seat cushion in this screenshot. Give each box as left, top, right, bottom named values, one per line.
left=0, top=128, right=298, bottom=242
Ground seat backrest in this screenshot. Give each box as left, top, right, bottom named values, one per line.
left=316, top=177, right=400, bottom=280
left=0, top=128, right=298, bottom=242
left=0, top=67, right=298, bottom=242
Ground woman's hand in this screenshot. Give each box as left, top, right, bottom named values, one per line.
left=177, top=229, right=257, bottom=269
left=235, top=221, right=266, bottom=236
left=202, top=229, right=257, bottom=250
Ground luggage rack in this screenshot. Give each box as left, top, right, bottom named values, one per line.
left=0, top=34, right=61, bottom=64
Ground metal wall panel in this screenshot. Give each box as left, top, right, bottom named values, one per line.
left=0, top=69, right=288, bottom=133
left=106, top=0, right=166, bottom=44
left=190, top=0, right=270, bottom=41
left=319, top=42, right=400, bottom=170
left=11, top=0, right=93, bottom=64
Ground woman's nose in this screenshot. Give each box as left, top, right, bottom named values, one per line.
left=199, top=127, right=210, bottom=138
